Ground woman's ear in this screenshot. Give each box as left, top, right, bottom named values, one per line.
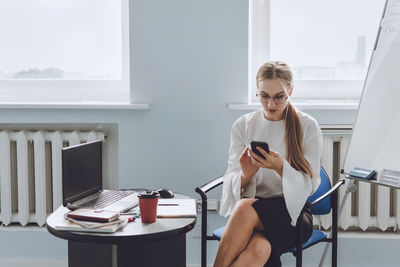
left=288, top=85, right=294, bottom=96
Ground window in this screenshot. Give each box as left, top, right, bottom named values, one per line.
left=249, top=0, right=386, bottom=104
left=0, top=0, right=130, bottom=103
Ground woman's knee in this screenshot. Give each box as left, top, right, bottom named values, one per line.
left=238, top=241, right=271, bottom=266
left=247, top=237, right=272, bottom=264
left=233, top=199, right=256, bottom=216
left=254, top=238, right=272, bottom=260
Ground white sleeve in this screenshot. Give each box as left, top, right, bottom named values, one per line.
left=219, top=118, right=256, bottom=217
left=282, top=121, right=322, bottom=226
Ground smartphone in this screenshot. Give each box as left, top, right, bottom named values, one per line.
left=250, top=141, right=270, bottom=160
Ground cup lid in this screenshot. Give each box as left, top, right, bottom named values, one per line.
left=138, top=191, right=160, bottom=199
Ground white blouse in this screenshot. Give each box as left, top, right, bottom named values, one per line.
left=219, top=108, right=322, bottom=226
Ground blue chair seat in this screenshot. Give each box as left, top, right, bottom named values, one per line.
left=213, top=225, right=225, bottom=240
left=213, top=226, right=328, bottom=253
left=285, top=229, right=328, bottom=253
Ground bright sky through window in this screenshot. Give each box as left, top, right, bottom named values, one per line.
left=0, top=0, right=122, bottom=80
left=270, top=0, right=385, bottom=80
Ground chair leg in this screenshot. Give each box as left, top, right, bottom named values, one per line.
left=201, top=201, right=208, bottom=267
left=332, top=238, right=337, bottom=267
left=332, top=228, right=338, bottom=267
left=296, top=249, right=303, bottom=267
left=332, top=191, right=338, bottom=267
left=296, top=214, right=304, bottom=267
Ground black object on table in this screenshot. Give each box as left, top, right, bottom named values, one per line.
left=46, top=193, right=196, bottom=267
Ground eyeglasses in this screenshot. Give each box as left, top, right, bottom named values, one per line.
left=256, top=92, right=288, bottom=104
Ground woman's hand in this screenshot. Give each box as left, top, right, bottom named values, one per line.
left=240, top=147, right=260, bottom=186
left=249, top=147, right=284, bottom=177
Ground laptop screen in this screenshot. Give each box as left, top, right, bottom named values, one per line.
left=62, top=140, right=102, bottom=206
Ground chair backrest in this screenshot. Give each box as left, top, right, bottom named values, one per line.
left=306, top=167, right=332, bottom=215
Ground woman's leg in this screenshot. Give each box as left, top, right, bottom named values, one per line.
left=214, top=199, right=264, bottom=267
left=231, top=231, right=271, bottom=267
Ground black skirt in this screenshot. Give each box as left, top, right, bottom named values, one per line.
left=251, top=197, right=313, bottom=267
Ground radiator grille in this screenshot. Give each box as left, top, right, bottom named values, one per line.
left=317, top=127, right=398, bottom=231
left=0, top=130, right=105, bottom=226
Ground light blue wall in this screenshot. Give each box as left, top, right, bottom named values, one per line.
left=1, top=0, right=384, bottom=265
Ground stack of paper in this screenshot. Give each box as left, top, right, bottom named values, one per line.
left=378, top=169, right=400, bottom=188
left=55, top=215, right=128, bottom=233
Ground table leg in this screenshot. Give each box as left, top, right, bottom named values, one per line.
left=117, top=233, right=186, bottom=267
left=68, top=241, right=113, bottom=267
left=68, top=234, right=186, bottom=267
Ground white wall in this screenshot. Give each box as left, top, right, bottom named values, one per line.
left=1, top=0, right=398, bottom=266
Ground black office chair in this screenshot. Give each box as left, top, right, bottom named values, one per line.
left=195, top=167, right=345, bottom=267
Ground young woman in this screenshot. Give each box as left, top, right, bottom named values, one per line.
left=214, top=61, right=322, bottom=267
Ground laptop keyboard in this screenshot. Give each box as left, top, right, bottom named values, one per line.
left=83, top=190, right=134, bottom=209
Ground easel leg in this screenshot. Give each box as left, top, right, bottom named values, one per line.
left=318, top=179, right=357, bottom=267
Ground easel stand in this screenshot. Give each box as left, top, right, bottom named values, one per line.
left=318, top=172, right=400, bottom=266
left=318, top=177, right=357, bottom=267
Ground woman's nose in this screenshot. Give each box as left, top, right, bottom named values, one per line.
left=267, top=98, right=275, bottom=107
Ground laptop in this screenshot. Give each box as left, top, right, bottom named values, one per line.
left=62, top=140, right=138, bottom=213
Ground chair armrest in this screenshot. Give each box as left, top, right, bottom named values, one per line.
left=309, top=179, right=345, bottom=207
left=195, top=176, right=223, bottom=201
left=195, top=176, right=223, bottom=267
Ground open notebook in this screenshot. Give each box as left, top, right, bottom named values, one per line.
left=157, top=199, right=197, bottom=218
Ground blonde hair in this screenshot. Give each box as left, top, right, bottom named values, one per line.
left=256, top=61, right=314, bottom=178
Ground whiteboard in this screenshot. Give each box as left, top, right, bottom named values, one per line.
left=343, top=0, right=400, bottom=173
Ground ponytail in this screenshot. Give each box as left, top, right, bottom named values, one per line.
left=285, top=103, right=314, bottom=178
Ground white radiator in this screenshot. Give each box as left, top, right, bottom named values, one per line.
left=0, top=130, right=105, bottom=227
left=316, top=127, right=398, bottom=231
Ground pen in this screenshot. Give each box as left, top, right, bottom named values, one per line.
left=158, top=204, right=179, bottom=206
left=120, top=211, right=140, bottom=215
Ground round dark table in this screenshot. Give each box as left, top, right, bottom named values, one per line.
left=46, top=194, right=197, bottom=267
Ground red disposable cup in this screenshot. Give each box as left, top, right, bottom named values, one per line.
left=138, top=191, right=159, bottom=223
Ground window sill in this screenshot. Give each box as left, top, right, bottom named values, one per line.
left=0, top=102, right=150, bottom=110
left=228, top=100, right=359, bottom=111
